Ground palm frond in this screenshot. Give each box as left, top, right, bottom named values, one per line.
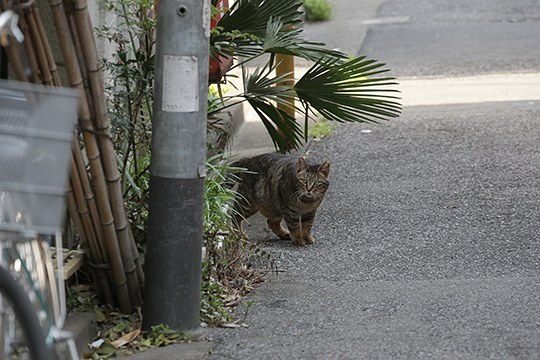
left=247, top=98, right=303, bottom=152
left=212, top=0, right=304, bottom=65
left=261, top=17, right=346, bottom=62
left=262, top=17, right=300, bottom=52
left=212, top=1, right=346, bottom=67
left=283, top=42, right=346, bottom=63
left=206, top=62, right=297, bottom=116
left=219, top=0, right=303, bottom=37
left=242, top=62, right=297, bottom=107
left=294, top=56, right=402, bottom=124
left=237, top=60, right=303, bottom=152
left=210, top=24, right=263, bottom=60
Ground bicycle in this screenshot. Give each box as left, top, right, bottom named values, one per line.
left=0, top=10, right=80, bottom=360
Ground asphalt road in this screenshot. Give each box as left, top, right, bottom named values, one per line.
left=208, top=100, right=540, bottom=359
left=205, top=0, right=540, bottom=359
left=361, top=0, right=540, bottom=77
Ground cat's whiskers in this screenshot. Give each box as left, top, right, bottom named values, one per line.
left=291, top=190, right=303, bottom=205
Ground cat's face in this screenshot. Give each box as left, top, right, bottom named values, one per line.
left=295, top=157, right=330, bottom=203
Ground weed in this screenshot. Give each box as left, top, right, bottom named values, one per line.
left=97, top=0, right=155, bottom=245
left=302, top=0, right=333, bottom=21
left=309, top=118, right=338, bottom=140
left=202, top=154, right=275, bottom=325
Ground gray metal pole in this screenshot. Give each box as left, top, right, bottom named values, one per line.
left=142, top=0, right=210, bottom=331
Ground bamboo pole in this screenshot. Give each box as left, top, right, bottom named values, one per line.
left=81, top=115, right=132, bottom=311
left=31, top=4, right=61, bottom=85
left=66, top=180, right=112, bottom=304
left=65, top=3, right=92, bottom=114
left=19, top=16, right=40, bottom=83
left=0, top=1, right=26, bottom=80
left=1, top=37, right=28, bottom=81
left=68, top=162, right=101, bottom=264
left=71, top=141, right=117, bottom=303
left=21, top=6, right=53, bottom=85
left=71, top=0, right=142, bottom=306
left=69, top=155, right=115, bottom=305
left=71, top=141, right=106, bottom=257
left=47, top=1, right=104, bottom=263
left=48, top=0, right=132, bottom=312
left=66, top=189, right=104, bottom=301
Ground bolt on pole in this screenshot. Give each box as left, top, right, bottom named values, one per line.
left=143, top=0, right=210, bottom=331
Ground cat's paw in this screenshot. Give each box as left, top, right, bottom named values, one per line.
left=291, top=238, right=305, bottom=246
left=279, top=232, right=291, bottom=240
left=304, top=234, right=315, bottom=244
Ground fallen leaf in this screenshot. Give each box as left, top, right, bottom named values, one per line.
left=94, top=309, right=106, bottom=323
left=140, top=338, right=152, bottom=348
left=95, top=342, right=117, bottom=356
left=111, top=329, right=141, bottom=348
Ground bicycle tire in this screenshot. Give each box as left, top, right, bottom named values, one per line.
left=0, top=265, right=52, bottom=360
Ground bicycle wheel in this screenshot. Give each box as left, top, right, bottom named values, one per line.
left=0, top=265, right=52, bottom=360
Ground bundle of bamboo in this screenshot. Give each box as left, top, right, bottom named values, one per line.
left=1, top=0, right=144, bottom=313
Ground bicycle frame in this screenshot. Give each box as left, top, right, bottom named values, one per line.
left=0, top=11, right=80, bottom=358
left=0, top=85, right=79, bottom=359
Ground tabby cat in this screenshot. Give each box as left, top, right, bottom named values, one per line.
left=232, top=153, right=330, bottom=246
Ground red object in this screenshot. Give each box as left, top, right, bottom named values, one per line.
left=209, top=0, right=233, bottom=83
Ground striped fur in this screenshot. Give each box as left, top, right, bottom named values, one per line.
left=232, top=153, right=330, bottom=246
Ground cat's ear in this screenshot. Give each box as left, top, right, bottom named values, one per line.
left=318, top=161, right=330, bottom=177
left=297, top=156, right=308, bottom=172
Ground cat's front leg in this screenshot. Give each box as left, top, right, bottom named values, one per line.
left=284, top=217, right=306, bottom=246
left=267, top=218, right=291, bottom=240
left=301, top=211, right=317, bottom=245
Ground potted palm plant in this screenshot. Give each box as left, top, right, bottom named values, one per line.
left=209, top=0, right=401, bottom=153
